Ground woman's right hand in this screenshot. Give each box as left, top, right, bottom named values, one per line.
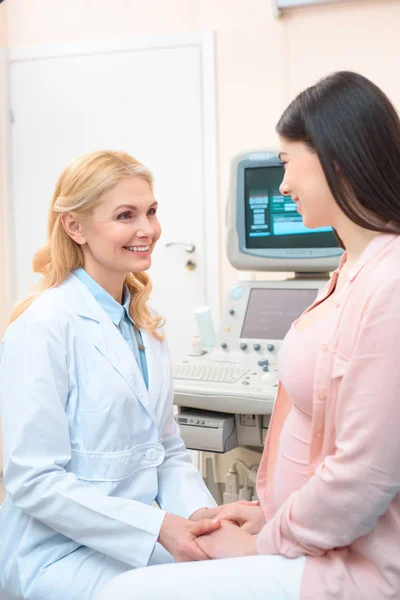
left=212, top=501, right=266, bottom=535
left=158, top=513, right=221, bottom=562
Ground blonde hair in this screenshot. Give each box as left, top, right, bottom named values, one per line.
left=10, top=150, right=164, bottom=339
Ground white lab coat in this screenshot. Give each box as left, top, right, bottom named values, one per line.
left=0, top=274, right=216, bottom=600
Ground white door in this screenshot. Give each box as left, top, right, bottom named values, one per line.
left=6, top=34, right=219, bottom=364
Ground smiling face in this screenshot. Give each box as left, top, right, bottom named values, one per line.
left=62, top=175, right=161, bottom=296
left=278, top=138, right=342, bottom=230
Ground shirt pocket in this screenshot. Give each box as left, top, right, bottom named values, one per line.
left=67, top=443, right=165, bottom=482
left=329, top=353, right=349, bottom=405
left=331, top=353, right=348, bottom=380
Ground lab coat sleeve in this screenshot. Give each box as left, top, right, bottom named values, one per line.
left=156, top=381, right=217, bottom=518
left=256, top=278, right=400, bottom=557
left=0, top=317, right=165, bottom=569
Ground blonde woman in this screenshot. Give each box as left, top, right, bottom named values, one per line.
left=0, top=151, right=220, bottom=600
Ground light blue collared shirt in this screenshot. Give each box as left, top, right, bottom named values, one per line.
left=73, top=268, right=148, bottom=389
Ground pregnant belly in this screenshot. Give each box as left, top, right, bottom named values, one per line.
left=273, top=406, right=312, bottom=510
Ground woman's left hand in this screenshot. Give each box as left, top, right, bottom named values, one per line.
left=189, top=507, right=221, bottom=521
left=195, top=520, right=257, bottom=559
left=189, top=501, right=259, bottom=524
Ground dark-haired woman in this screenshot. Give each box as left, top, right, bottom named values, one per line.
left=96, top=71, right=400, bottom=600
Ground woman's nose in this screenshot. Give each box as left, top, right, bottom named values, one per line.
left=136, top=218, right=154, bottom=238
left=279, top=180, right=290, bottom=196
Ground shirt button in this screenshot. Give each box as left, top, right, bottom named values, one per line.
left=318, top=392, right=326, bottom=401
left=316, top=431, right=322, bottom=439
left=335, top=302, right=340, bottom=308
left=145, top=448, right=158, bottom=462
left=321, top=344, right=328, bottom=352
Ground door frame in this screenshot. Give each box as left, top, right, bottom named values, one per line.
left=2, top=32, right=220, bottom=323
left=1, top=47, right=14, bottom=332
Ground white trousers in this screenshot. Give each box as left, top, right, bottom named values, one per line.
left=94, top=554, right=306, bottom=600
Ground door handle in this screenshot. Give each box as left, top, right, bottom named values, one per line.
left=165, top=242, right=196, bottom=253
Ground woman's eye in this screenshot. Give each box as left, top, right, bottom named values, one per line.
left=118, top=211, right=132, bottom=220
left=147, top=208, right=157, bottom=216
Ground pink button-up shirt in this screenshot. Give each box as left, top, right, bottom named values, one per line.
left=256, top=233, right=400, bottom=600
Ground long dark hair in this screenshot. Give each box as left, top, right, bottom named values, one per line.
left=276, top=71, right=400, bottom=236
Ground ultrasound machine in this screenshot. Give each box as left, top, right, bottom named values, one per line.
left=173, top=151, right=343, bottom=455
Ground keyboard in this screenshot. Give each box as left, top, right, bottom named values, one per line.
left=173, top=362, right=249, bottom=384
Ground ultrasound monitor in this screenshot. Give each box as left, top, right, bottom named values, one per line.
left=226, top=151, right=343, bottom=273
left=240, top=287, right=318, bottom=340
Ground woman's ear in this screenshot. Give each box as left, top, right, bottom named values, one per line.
left=61, top=213, right=86, bottom=246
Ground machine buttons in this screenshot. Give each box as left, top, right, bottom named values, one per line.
left=173, top=362, right=248, bottom=383
left=261, top=373, right=275, bottom=383
left=231, top=286, right=243, bottom=299
left=145, top=448, right=158, bottom=462
left=241, top=381, right=250, bottom=385
left=262, top=365, right=269, bottom=372
left=240, top=342, right=248, bottom=351
left=267, top=343, right=275, bottom=352
left=229, top=308, right=235, bottom=315
left=253, top=343, right=261, bottom=351
left=258, top=359, right=269, bottom=367
left=221, top=342, right=228, bottom=350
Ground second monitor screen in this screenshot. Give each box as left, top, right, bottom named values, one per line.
left=244, top=166, right=338, bottom=250
left=241, top=288, right=319, bottom=340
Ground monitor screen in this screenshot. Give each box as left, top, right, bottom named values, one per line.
left=241, top=287, right=318, bottom=339
left=244, top=166, right=339, bottom=250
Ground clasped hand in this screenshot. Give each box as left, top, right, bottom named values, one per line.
left=193, top=501, right=265, bottom=559
left=159, top=501, right=264, bottom=563
left=191, top=500, right=266, bottom=535
left=158, top=512, right=222, bottom=562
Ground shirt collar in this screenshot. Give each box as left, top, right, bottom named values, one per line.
left=121, top=286, right=134, bottom=325
left=334, top=233, right=398, bottom=281
left=73, top=268, right=133, bottom=327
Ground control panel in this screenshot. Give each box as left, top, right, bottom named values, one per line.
left=173, top=279, right=326, bottom=415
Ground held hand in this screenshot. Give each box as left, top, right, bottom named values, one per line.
left=190, top=501, right=259, bottom=524
left=196, top=520, right=257, bottom=560
left=211, top=501, right=265, bottom=535
left=158, top=513, right=221, bottom=562
left=189, top=507, right=222, bottom=521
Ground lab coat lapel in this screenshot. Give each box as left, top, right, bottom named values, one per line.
left=62, top=275, right=152, bottom=414
left=141, top=329, right=163, bottom=414
left=92, top=316, right=151, bottom=412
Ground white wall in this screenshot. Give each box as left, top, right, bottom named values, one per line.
left=0, top=1, right=7, bottom=502
left=1, top=0, right=400, bottom=333
left=0, top=2, right=8, bottom=341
